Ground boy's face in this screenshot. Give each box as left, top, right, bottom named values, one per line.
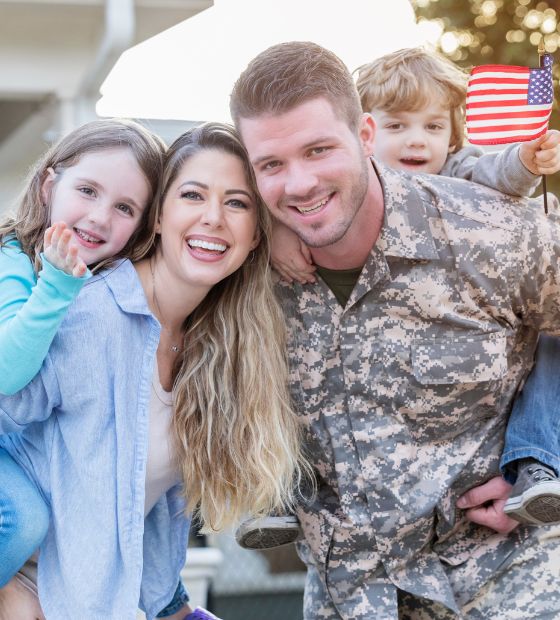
left=371, top=102, right=453, bottom=175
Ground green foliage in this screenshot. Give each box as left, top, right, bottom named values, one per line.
left=412, top=0, right=559, bottom=196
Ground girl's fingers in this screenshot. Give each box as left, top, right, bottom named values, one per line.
left=56, top=229, right=72, bottom=259
left=44, top=226, right=55, bottom=249
left=72, top=259, right=87, bottom=278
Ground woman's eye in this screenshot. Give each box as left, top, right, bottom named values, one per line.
left=116, top=203, right=133, bottom=216
left=427, top=123, right=443, bottom=131
left=227, top=198, right=248, bottom=209
left=79, top=186, right=95, bottom=197
left=181, top=190, right=202, bottom=200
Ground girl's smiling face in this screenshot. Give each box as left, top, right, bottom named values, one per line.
left=42, top=147, right=150, bottom=265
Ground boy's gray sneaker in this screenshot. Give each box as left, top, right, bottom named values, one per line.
left=503, top=460, right=560, bottom=525
left=235, top=515, right=302, bottom=549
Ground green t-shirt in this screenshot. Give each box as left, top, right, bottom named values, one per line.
left=316, top=265, right=362, bottom=307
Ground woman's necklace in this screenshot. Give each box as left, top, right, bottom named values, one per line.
left=150, top=259, right=183, bottom=354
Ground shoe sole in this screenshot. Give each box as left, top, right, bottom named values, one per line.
left=236, top=516, right=301, bottom=550
left=504, top=482, right=560, bottom=525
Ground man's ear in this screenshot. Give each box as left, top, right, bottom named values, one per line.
left=40, top=167, right=57, bottom=206
left=358, top=113, right=376, bottom=157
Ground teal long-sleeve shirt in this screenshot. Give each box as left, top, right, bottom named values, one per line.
left=0, top=238, right=89, bottom=395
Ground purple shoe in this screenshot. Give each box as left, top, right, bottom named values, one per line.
left=183, top=607, right=222, bottom=620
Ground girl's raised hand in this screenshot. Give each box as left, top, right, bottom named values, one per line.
left=43, top=222, right=87, bottom=278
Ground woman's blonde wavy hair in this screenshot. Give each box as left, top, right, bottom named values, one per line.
left=0, top=118, right=165, bottom=272
left=154, top=123, right=312, bottom=532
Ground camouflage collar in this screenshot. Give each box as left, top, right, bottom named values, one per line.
left=372, top=159, right=439, bottom=261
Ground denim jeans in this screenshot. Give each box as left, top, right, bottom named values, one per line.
left=157, top=580, right=190, bottom=617
left=501, top=334, right=560, bottom=482
left=0, top=447, right=49, bottom=587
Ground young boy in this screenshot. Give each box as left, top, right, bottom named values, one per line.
left=236, top=46, right=560, bottom=550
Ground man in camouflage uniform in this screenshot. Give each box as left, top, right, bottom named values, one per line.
left=230, top=41, right=560, bottom=619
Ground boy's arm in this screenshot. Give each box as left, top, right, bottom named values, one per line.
left=0, top=241, right=89, bottom=395
left=441, top=143, right=541, bottom=197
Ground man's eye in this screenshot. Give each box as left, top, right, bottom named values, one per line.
left=386, top=123, right=402, bottom=130
left=262, top=161, right=280, bottom=171
left=310, top=146, right=330, bottom=155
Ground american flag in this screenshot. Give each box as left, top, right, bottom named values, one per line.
left=466, top=54, right=553, bottom=145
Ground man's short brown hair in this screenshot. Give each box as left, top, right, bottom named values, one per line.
left=230, top=41, right=363, bottom=131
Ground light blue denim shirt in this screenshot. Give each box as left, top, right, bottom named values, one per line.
left=0, top=259, right=190, bottom=620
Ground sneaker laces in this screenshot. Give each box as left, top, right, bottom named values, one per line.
left=527, top=466, right=556, bottom=482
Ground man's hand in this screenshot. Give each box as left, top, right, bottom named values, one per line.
left=519, top=130, right=560, bottom=176
left=456, top=476, right=519, bottom=534
left=43, top=222, right=87, bottom=278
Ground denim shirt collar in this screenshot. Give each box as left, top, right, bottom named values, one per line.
left=87, top=259, right=153, bottom=317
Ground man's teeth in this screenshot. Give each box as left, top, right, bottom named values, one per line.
left=296, top=196, right=329, bottom=214
left=75, top=229, right=102, bottom=243
left=188, top=239, right=227, bottom=252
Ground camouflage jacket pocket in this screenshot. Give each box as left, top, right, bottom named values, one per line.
left=411, top=332, right=507, bottom=385
left=296, top=507, right=335, bottom=572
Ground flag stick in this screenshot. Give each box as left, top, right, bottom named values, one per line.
left=538, top=39, right=549, bottom=215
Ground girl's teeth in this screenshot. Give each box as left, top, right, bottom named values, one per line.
left=188, top=239, right=227, bottom=252
left=75, top=229, right=102, bottom=243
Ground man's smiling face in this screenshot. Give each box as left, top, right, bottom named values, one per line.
left=238, top=97, right=373, bottom=250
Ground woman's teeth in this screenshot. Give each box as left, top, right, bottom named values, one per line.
left=187, top=239, right=227, bottom=253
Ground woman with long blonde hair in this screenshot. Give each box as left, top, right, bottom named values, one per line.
left=0, top=122, right=308, bottom=620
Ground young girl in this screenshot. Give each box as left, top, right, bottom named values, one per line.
left=0, top=118, right=196, bottom=616
left=0, top=122, right=308, bottom=619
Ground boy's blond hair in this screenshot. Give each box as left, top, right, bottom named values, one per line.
left=355, top=47, right=468, bottom=151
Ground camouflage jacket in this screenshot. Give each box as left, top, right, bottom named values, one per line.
left=277, top=161, right=560, bottom=618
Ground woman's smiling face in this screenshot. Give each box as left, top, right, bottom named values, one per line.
left=155, top=147, right=259, bottom=291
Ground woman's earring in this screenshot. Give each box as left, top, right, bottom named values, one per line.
left=248, top=250, right=256, bottom=264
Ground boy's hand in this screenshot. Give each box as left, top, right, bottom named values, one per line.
left=271, top=220, right=316, bottom=284
left=43, top=222, right=87, bottom=278
left=519, top=130, right=560, bottom=175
